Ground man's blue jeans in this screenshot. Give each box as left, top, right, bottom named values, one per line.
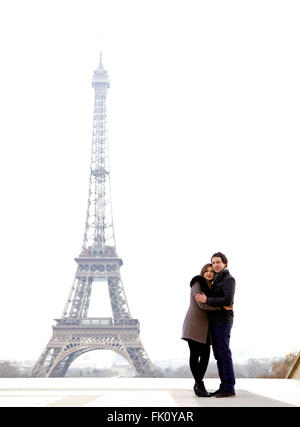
left=210, top=322, right=235, bottom=393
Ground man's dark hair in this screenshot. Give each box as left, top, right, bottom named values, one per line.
left=211, top=252, right=228, bottom=266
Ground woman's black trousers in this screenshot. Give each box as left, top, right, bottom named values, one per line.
left=187, top=338, right=210, bottom=384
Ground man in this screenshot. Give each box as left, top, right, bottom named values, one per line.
left=196, top=252, right=236, bottom=398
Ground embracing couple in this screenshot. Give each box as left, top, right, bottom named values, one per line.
left=181, top=252, right=236, bottom=398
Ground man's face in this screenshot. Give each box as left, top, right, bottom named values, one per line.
left=211, top=256, right=227, bottom=273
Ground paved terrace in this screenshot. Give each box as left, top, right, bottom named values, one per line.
left=0, top=378, right=299, bottom=407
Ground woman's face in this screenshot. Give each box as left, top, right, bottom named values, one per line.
left=203, top=266, right=214, bottom=281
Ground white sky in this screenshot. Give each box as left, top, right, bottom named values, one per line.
left=0, top=0, right=299, bottom=366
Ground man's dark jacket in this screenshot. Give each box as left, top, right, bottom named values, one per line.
left=206, top=268, right=235, bottom=323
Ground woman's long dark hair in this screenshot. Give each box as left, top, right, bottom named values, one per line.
left=190, top=263, right=214, bottom=287
left=200, top=263, right=213, bottom=277
left=200, top=263, right=214, bottom=289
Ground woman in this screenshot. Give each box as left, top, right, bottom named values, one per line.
left=181, top=263, right=221, bottom=397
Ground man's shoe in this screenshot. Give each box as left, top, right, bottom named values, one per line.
left=215, top=390, right=236, bottom=398
left=210, top=389, right=223, bottom=396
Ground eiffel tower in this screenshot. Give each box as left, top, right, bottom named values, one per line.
left=31, top=53, right=157, bottom=378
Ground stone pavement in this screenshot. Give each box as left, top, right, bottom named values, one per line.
left=0, top=377, right=299, bottom=407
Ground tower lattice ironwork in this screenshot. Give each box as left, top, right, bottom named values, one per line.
left=31, top=53, right=157, bottom=378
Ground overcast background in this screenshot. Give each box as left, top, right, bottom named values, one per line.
left=0, top=0, right=299, bottom=368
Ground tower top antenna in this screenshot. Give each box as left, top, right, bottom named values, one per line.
left=92, top=50, right=109, bottom=87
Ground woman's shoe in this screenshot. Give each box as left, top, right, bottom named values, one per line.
left=194, top=381, right=211, bottom=397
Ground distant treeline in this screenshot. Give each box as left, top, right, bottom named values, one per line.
left=155, top=352, right=297, bottom=379
left=0, top=352, right=297, bottom=378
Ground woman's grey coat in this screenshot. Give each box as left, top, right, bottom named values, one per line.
left=181, top=280, right=220, bottom=344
